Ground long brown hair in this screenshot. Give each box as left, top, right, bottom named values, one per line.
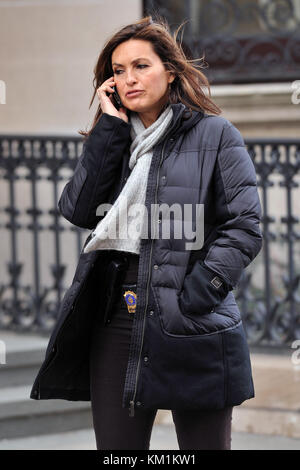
left=79, top=15, right=221, bottom=139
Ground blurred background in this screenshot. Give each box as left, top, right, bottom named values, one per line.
left=0, top=0, right=300, bottom=450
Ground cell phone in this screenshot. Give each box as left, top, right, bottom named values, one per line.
left=106, top=85, right=123, bottom=110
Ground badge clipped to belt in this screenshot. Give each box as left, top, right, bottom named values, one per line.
left=123, top=290, right=137, bottom=314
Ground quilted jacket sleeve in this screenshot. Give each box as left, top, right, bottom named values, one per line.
left=58, top=113, right=131, bottom=229
left=178, top=121, right=263, bottom=316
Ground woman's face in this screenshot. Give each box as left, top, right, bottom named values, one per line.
left=111, top=39, right=174, bottom=124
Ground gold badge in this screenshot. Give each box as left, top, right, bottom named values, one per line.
left=123, top=290, right=137, bottom=314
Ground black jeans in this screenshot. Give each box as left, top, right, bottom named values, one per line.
left=89, top=275, right=233, bottom=451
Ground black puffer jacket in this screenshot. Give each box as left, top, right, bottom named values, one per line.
left=30, top=103, right=263, bottom=417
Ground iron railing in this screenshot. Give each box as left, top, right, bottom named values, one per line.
left=144, top=0, right=300, bottom=84
left=0, top=134, right=300, bottom=348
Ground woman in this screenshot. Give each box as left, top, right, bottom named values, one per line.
left=30, top=16, right=263, bottom=450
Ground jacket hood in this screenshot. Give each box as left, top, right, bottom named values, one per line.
left=169, top=103, right=205, bottom=139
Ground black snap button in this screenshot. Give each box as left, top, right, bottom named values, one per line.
left=153, top=265, right=158, bottom=270
left=136, top=401, right=142, bottom=406
left=149, top=310, right=154, bottom=316
left=52, top=347, right=55, bottom=353
left=170, top=138, right=174, bottom=141
left=144, top=356, right=149, bottom=362
left=34, top=390, right=38, bottom=395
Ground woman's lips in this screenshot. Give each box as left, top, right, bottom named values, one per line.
left=126, top=91, right=144, bottom=98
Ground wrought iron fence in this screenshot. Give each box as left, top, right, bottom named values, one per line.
left=0, top=134, right=300, bottom=348
left=236, top=138, right=300, bottom=347
left=144, top=0, right=300, bottom=84
left=0, top=135, right=88, bottom=333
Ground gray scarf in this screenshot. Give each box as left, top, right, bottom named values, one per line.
left=83, top=105, right=174, bottom=254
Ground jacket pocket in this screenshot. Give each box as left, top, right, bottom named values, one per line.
left=153, top=286, right=241, bottom=337
left=102, top=257, right=129, bottom=325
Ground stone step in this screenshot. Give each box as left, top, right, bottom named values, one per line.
left=0, top=330, right=48, bottom=388
left=0, top=384, right=93, bottom=440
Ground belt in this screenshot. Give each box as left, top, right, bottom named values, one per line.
left=121, top=283, right=137, bottom=314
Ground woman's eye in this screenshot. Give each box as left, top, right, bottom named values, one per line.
left=113, top=64, right=148, bottom=75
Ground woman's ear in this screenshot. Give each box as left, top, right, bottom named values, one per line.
left=168, top=71, right=176, bottom=84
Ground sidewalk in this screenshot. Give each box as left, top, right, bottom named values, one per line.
left=233, top=350, right=300, bottom=438
left=0, top=426, right=299, bottom=450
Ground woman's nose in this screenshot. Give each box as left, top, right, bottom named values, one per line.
left=125, top=71, right=137, bottom=85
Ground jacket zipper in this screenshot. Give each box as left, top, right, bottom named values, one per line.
left=129, top=137, right=169, bottom=417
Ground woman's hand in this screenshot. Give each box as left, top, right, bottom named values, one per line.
left=178, top=261, right=231, bottom=316
left=96, top=77, right=128, bottom=123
